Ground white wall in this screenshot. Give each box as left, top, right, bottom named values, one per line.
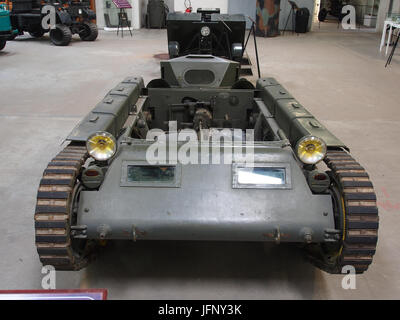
left=389, top=0, right=400, bottom=14
left=173, top=0, right=228, bottom=13
left=95, top=0, right=105, bottom=28
left=376, top=0, right=389, bottom=32
left=228, top=0, right=256, bottom=28
left=165, top=0, right=175, bottom=11
left=132, top=0, right=142, bottom=29
left=376, top=0, right=400, bottom=32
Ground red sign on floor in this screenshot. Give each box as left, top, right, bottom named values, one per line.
left=0, top=289, right=107, bottom=300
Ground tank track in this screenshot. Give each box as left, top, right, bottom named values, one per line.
left=308, top=149, right=379, bottom=274
left=34, top=144, right=94, bottom=270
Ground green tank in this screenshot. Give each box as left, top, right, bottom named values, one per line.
left=34, top=54, right=378, bottom=274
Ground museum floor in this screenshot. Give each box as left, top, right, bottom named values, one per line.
left=0, top=24, right=399, bottom=299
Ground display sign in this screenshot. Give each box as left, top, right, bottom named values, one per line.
left=127, top=165, right=176, bottom=183
left=232, top=163, right=291, bottom=189
left=121, top=161, right=181, bottom=188
left=236, top=167, right=286, bottom=186
left=112, top=0, right=132, bottom=9
left=0, top=289, right=107, bottom=300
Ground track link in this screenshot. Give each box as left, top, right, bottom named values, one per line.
left=35, top=144, right=93, bottom=270
left=309, top=149, right=379, bottom=274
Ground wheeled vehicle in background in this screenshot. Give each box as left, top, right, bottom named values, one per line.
left=167, top=8, right=246, bottom=62
left=0, top=3, right=16, bottom=50
left=34, top=53, right=378, bottom=274
left=8, top=0, right=98, bottom=46
left=318, top=0, right=347, bottom=22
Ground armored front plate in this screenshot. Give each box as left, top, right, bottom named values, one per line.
left=78, top=143, right=335, bottom=242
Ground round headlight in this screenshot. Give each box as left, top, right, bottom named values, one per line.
left=201, top=26, right=211, bottom=37
left=296, top=136, right=327, bottom=165
left=86, top=131, right=117, bottom=161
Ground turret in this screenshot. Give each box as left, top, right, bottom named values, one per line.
left=160, top=55, right=240, bottom=88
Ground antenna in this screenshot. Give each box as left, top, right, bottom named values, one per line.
left=243, top=16, right=261, bottom=78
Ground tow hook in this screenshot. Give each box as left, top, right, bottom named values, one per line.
left=324, top=229, right=341, bottom=242
left=71, top=225, right=87, bottom=239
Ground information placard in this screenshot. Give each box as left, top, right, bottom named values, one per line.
left=112, top=0, right=132, bottom=9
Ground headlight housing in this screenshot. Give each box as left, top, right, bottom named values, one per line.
left=86, top=131, right=117, bottom=161
left=201, top=26, right=211, bottom=37
left=296, top=136, right=327, bottom=165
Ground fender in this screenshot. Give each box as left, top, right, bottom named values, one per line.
left=83, top=8, right=96, bottom=20
left=67, top=77, right=144, bottom=142
left=256, top=78, right=348, bottom=150
left=56, top=10, right=72, bottom=25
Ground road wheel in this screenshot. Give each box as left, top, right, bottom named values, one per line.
left=29, top=29, right=45, bottom=38
left=79, top=22, right=98, bottom=41
left=0, top=39, right=6, bottom=51
left=50, top=24, right=72, bottom=46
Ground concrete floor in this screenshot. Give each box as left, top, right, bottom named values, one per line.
left=0, top=23, right=399, bottom=299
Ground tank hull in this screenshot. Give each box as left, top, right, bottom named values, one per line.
left=34, top=56, right=379, bottom=273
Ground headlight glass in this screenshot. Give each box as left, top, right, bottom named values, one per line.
left=86, top=131, right=117, bottom=161
left=296, top=136, right=327, bottom=165
left=201, top=26, right=211, bottom=37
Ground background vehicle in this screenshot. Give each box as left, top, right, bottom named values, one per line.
left=318, top=0, right=347, bottom=22
left=167, top=8, right=246, bottom=62
left=34, top=54, right=378, bottom=273
left=8, top=0, right=97, bottom=46
left=0, top=3, right=16, bottom=50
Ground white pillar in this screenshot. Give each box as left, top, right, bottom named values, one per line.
left=95, top=0, right=105, bottom=28
left=376, top=0, right=390, bottom=33
left=131, top=0, right=141, bottom=29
